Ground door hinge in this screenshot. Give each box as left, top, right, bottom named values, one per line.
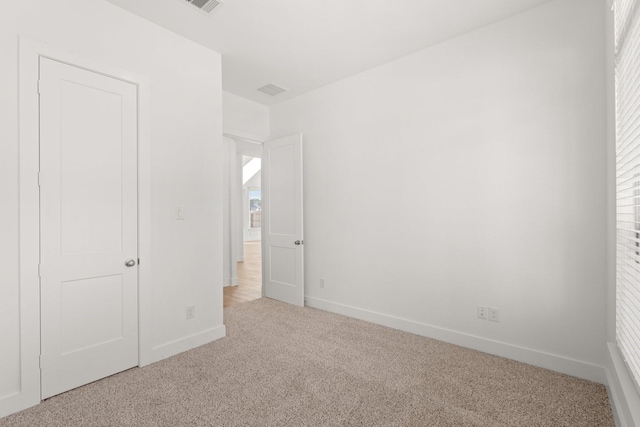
left=138, top=258, right=140, bottom=265
left=37, top=172, right=41, bottom=187
left=37, top=263, right=41, bottom=277
left=37, top=80, right=41, bottom=95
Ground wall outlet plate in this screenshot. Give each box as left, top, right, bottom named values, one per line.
left=477, top=305, right=488, bottom=320
left=489, top=307, right=500, bottom=322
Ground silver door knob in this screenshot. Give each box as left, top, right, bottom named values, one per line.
left=294, top=240, right=303, bottom=245
left=125, top=259, right=136, bottom=267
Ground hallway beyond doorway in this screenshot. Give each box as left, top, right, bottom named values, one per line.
left=224, top=241, right=262, bottom=308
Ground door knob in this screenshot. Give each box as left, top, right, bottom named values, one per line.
left=125, top=259, right=136, bottom=267
left=294, top=240, right=303, bottom=246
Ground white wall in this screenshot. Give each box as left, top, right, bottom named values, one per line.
left=223, top=91, right=270, bottom=141
left=1, top=0, right=224, bottom=417
left=245, top=170, right=262, bottom=189
left=271, top=0, right=607, bottom=381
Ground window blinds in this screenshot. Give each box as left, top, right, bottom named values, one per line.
left=616, top=0, right=637, bottom=51
left=615, top=0, right=640, bottom=391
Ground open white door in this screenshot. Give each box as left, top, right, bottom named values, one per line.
left=39, top=57, right=139, bottom=398
left=262, top=134, right=304, bottom=306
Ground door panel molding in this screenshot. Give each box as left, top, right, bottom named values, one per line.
left=262, top=134, right=304, bottom=307
left=39, top=57, right=139, bottom=399
left=9, top=37, right=151, bottom=418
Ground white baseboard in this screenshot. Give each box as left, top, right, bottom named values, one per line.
left=0, top=391, right=39, bottom=420
left=222, top=276, right=238, bottom=287
left=223, top=276, right=238, bottom=287
left=305, top=296, right=605, bottom=384
left=0, top=351, right=40, bottom=419
left=605, top=342, right=640, bottom=427
left=147, top=325, right=226, bottom=365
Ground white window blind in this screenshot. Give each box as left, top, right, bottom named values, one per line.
left=616, top=0, right=637, bottom=51
left=616, top=0, right=640, bottom=391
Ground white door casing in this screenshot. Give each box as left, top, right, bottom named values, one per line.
left=262, top=134, right=304, bottom=306
left=39, top=57, right=139, bottom=399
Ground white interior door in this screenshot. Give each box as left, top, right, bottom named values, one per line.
left=39, top=57, right=139, bottom=399
left=262, top=134, right=304, bottom=306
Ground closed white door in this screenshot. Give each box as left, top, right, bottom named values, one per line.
left=262, top=134, right=304, bottom=306
left=39, top=57, right=139, bottom=399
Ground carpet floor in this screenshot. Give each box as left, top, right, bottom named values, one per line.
left=1, top=298, right=614, bottom=426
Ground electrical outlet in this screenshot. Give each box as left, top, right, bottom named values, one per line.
left=489, top=307, right=500, bottom=322
left=320, top=278, right=326, bottom=288
left=477, top=305, right=488, bottom=320
left=186, top=305, right=195, bottom=319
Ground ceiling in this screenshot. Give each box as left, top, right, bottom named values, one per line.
left=106, top=0, right=554, bottom=106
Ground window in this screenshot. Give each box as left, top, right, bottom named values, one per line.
left=615, top=0, right=640, bottom=391
left=249, top=188, right=261, bottom=228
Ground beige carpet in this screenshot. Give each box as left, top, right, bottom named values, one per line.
left=1, top=298, right=614, bottom=426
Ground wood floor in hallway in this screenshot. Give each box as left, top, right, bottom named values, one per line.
left=224, top=240, right=262, bottom=308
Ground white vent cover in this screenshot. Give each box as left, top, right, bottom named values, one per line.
left=257, top=83, right=288, bottom=96
left=182, top=0, right=223, bottom=15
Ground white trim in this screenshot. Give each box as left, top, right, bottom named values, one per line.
left=7, top=36, right=152, bottom=418
left=606, top=342, right=640, bottom=427
left=223, top=277, right=239, bottom=287
left=136, top=64, right=153, bottom=368
left=223, top=129, right=266, bottom=144
left=148, top=325, right=226, bottom=363
left=4, top=36, right=44, bottom=419
left=305, top=296, right=606, bottom=384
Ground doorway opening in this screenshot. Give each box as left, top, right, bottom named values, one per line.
left=227, top=240, right=262, bottom=307
left=223, top=154, right=263, bottom=308
left=223, top=133, right=303, bottom=308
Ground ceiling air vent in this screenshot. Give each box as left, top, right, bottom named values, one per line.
left=182, top=0, right=223, bottom=15
left=257, top=83, right=288, bottom=97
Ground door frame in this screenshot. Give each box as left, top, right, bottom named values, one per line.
left=223, top=133, right=264, bottom=294
left=222, top=133, right=304, bottom=304
left=17, top=37, right=152, bottom=408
